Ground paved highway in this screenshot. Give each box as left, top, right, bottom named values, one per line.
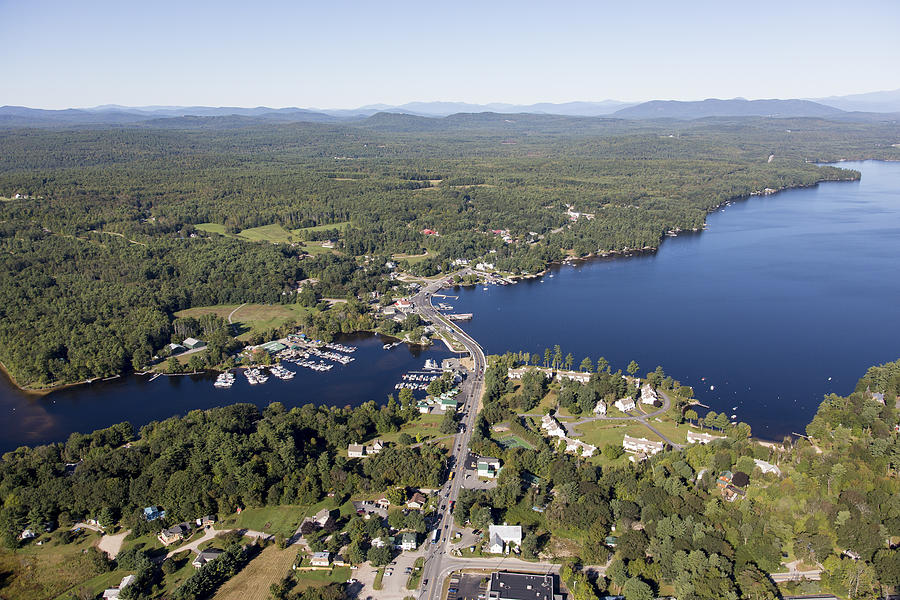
left=410, top=274, right=487, bottom=600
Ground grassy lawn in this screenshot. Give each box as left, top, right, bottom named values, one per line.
left=51, top=568, right=129, bottom=600
left=197, top=223, right=296, bottom=244
left=0, top=530, right=107, bottom=600
left=196, top=222, right=228, bottom=235
left=174, top=303, right=310, bottom=341
left=301, top=241, right=339, bottom=255
left=373, top=567, right=384, bottom=590
left=356, top=414, right=444, bottom=448
left=291, top=221, right=350, bottom=235
left=213, top=545, right=298, bottom=600
left=237, top=224, right=295, bottom=243
left=218, top=505, right=307, bottom=538
left=155, top=550, right=196, bottom=597
left=504, top=498, right=546, bottom=529
left=406, top=557, right=425, bottom=590
left=393, top=250, right=432, bottom=265
left=574, top=420, right=663, bottom=449
left=293, top=566, right=351, bottom=591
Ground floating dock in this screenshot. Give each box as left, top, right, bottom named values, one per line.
left=446, top=313, right=473, bottom=321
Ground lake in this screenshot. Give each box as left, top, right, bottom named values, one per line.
left=0, top=333, right=454, bottom=452
left=1, top=160, right=897, bottom=450
left=450, top=160, right=900, bottom=440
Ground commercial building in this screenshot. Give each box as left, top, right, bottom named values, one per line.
left=477, top=457, right=502, bottom=478
left=487, top=572, right=561, bottom=600
left=488, top=524, right=522, bottom=554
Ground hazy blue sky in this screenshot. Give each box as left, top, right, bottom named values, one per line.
left=2, top=0, right=898, bottom=109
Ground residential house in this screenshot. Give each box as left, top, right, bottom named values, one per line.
left=192, top=549, right=223, bottom=569
left=640, top=384, right=658, bottom=405
left=182, top=337, right=205, bottom=349
left=376, top=495, right=391, bottom=510
left=565, top=439, right=596, bottom=457
left=487, top=524, right=522, bottom=554
left=753, top=459, right=782, bottom=476
left=686, top=430, right=725, bottom=445
left=477, top=457, right=502, bottom=478
left=313, top=508, right=332, bottom=527
left=407, top=492, right=427, bottom=509
left=19, top=529, right=35, bottom=540
left=158, top=522, right=192, bottom=546
left=487, top=572, right=560, bottom=600
left=195, top=515, right=216, bottom=527
left=722, top=484, right=746, bottom=503
left=348, top=444, right=365, bottom=458
left=321, top=239, right=337, bottom=248
left=310, top=551, right=331, bottom=567
left=365, top=439, right=384, bottom=455
left=394, top=298, right=413, bottom=311
left=372, top=536, right=394, bottom=548
left=716, top=471, right=734, bottom=489
left=555, top=370, right=591, bottom=384
left=475, top=262, right=495, bottom=271
left=622, top=435, right=665, bottom=456
left=540, top=415, right=567, bottom=438
left=143, top=506, right=166, bottom=521
left=614, top=397, right=636, bottom=412
left=102, top=575, right=136, bottom=600
left=399, top=532, right=418, bottom=551
left=593, top=401, right=607, bottom=415
left=166, top=343, right=186, bottom=355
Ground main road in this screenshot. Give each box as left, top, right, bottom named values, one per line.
left=410, top=273, right=488, bottom=600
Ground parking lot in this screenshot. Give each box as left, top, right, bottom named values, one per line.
left=447, top=573, right=488, bottom=600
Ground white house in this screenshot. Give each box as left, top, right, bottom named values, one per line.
left=565, top=439, right=596, bottom=457
left=488, top=524, right=522, bottom=554
left=556, top=370, right=591, bottom=384
left=399, top=532, right=418, bottom=551
left=475, top=262, right=495, bottom=271
left=623, top=435, right=665, bottom=456
left=347, top=444, right=365, bottom=458
left=313, top=508, right=332, bottom=527
left=640, top=384, right=658, bottom=405
left=310, top=551, right=331, bottom=567
left=614, top=397, right=636, bottom=412
left=753, top=459, right=782, bottom=476
left=593, top=401, right=607, bottom=415
left=102, top=575, right=135, bottom=599
left=366, top=439, right=384, bottom=455
left=540, top=415, right=566, bottom=438
left=686, top=430, right=725, bottom=445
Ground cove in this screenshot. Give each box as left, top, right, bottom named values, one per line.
left=451, top=161, right=900, bottom=440
left=0, top=333, right=453, bottom=452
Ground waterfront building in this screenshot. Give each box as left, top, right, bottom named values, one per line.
left=686, top=430, right=725, bottom=444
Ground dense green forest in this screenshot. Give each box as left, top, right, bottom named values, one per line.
left=1, top=114, right=898, bottom=388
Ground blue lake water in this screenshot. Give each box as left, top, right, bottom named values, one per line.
left=1, top=160, right=897, bottom=450
left=0, top=333, right=454, bottom=452
left=450, top=161, right=900, bottom=440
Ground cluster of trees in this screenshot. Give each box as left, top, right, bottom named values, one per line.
left=0, top=400, right=447, bottom=549
left=459, top=358, right=900, bottom=599
left=2, top=116, right=891, bottom=386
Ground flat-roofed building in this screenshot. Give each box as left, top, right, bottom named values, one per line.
left=487, top=571, right=561, bottom=600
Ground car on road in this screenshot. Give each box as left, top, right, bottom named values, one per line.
left=423, top=579, right=429, bottom=586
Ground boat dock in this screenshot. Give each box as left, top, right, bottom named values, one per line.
left=446, top=313, right=473, bottom=321
left=433, top=294, right=458, bottom=299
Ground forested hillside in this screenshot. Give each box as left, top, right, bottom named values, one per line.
left=1, top=115, right=899, bottom=388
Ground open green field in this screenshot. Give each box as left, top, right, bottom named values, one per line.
left=218, top=505, right=307, bottom=538
left=213, top=545, right=298, bottom=600
left=574, top=420, right=663, bottom=450
left=352, top=414, right=445, bottom=452
left=291, top=220, right=350, bottom=235
left=0, top=529, right=107, bottom=600
left=174, top=303, right=310, bottom=340
left=392, top=250, right=432, bottom=265
left=293, top=565, right=351, bottom=592
left=301, top=241, right=339, bottom=255
left=196, top=223, right=295, bottom=243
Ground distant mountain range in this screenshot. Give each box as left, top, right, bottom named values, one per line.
left=2, top=89, right=899, bottom=127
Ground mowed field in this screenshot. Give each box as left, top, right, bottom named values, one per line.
left=174, top=304, right=309, bottom=340
left=212, top=545, right=296, bottom=600
left=196, top=221, right=350, bottom=245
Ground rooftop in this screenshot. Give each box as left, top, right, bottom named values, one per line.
left=488, top=571, right=558, bottom=600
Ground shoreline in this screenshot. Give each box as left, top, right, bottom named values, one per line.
left=0, top=168, right=863, bottom=397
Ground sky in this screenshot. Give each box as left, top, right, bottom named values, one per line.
left=2, top=0, right=899, bottom=109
